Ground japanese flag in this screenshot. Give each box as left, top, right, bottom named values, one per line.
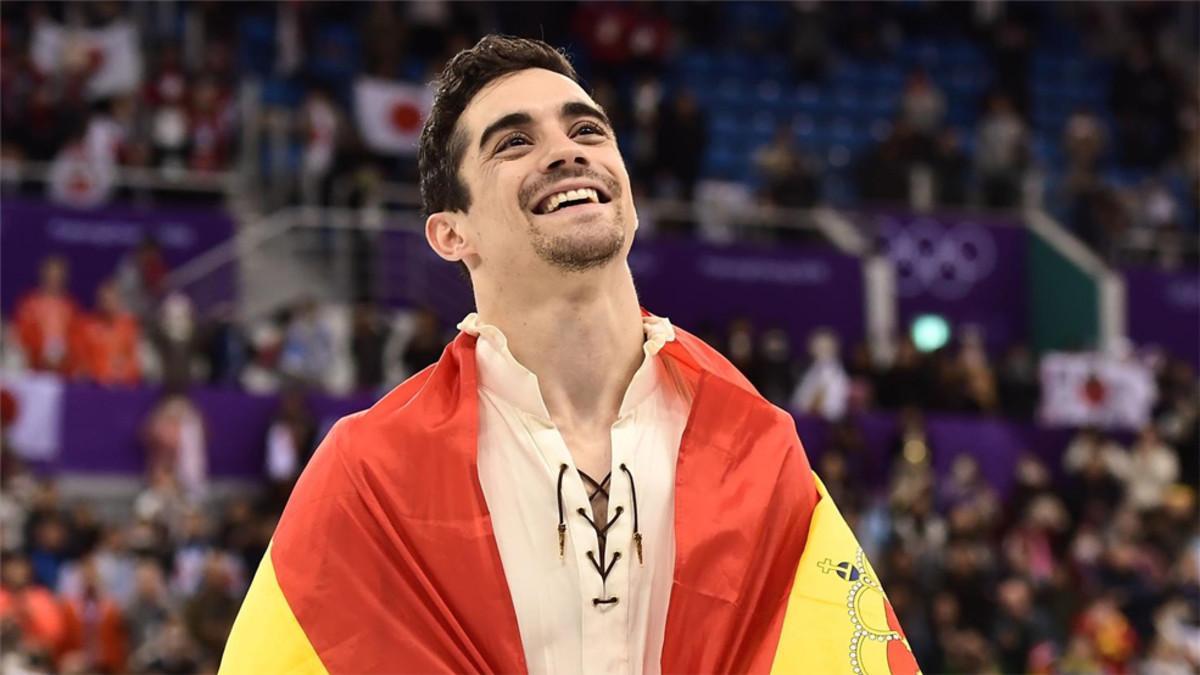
left=354, top=77, right=432, bottom=155
left=31, top=20, right=142, bottom=99
left=0, top=373, right=64, bottom=462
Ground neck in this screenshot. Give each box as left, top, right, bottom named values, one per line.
left=474, top=263, right=644, bottom=432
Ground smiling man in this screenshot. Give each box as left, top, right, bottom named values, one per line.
left=221, top=36, right=918, bottom=675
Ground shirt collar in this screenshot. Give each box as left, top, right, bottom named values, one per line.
left=457, top=312, right=676, bottom=424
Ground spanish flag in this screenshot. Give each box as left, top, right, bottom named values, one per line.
left=221, top=321, right=919, bottom=674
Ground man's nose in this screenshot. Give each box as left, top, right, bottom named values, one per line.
left=543, top=138, right=589, bottom=172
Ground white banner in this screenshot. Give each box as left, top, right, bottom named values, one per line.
left=1, top=373, right=65, bottom=461
left=354, top=77, right=432, bottom=155
left=31, top=20, right=143, bottom=99
left=1039, top=352, right=1157, bottom=430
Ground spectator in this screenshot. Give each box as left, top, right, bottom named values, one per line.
left=133, top=614, right=201, bottom=674
left=1109, top=425, right=1180, bottom=512
left=14, top=256, right=82, bottom=375
left=240, top=322, right=284, bottom=394
left=200, top=303, right=248, bottom=387
left=60, top=555, right=129, bottom=674
left=264, top=388, right=316, bottom=508
left=930, top=128, right=969, bottom=207
left=27, top=515, right=70, bottom=591
left=150, top=292, right=200, bottom=390
left=74, top=278, right=142, bottom=386
left=182, top=553, right=239, bottom=662
left=855, top=121, right=916, bottom=205
left=1063, top=109, right=1107, bottom=174
left=133, top=467, right=189, bottom=538
left=752, top=327, right=796, bottom=408
left=0, top=553, right=67, bottom=666
left=992, top=577, right=1048, bottom=674
left=891, top=487, right=947, bottom=570
left=957, top=329, right=998, bottom=413
left=791, top=328, right=850, bottom=421
left=142, top=395, right=208, bottom=505
left=724, top=318, right=757, bottom=383
left=400, top=308, right=445, bottom=377
left=124, top=561, right=172, bottom=653
left=654, top=90, right=708, bottom=200
left=1003, top=495, right=1070, bottom=587
left=57, top=527, right=136, bottom=609
left=299, top=88, right=342, bottom=206
left=1110, top=40, right=1179, bottom=169
left=279, top=299, right=334, bottom=389
left=900, top=68, right=946, bottom=144
left=115, top=236, right=169, bottom=323
left=997, top=343, right=1038, bottom=419
left=186, top=77, right=235, bottom=173
left=1072, top=595, right=1140, bottom=672
left=877, top=337, right=929, bottom=409
left=350, top=302, right=389, bottom=391
left=975, top=93, right=1028, bottom=209
left=753, top=123, right=820, bottom=208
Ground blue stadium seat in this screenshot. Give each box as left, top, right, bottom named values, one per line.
left=261, top=77, right=304, bottom=108
left=238, top=15, right=277, bottom=77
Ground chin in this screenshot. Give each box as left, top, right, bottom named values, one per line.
left=535, top=226, right=626, bottom=273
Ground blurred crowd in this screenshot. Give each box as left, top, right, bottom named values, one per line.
left=2, top=2, right=1195, bottom=266
left=3, top=254, right=445, bottom=397
left=1, top=448, right=266, bottom=674
left=825, top=421, right=1198, bottom=674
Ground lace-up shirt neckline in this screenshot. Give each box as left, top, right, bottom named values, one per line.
left=461, top=312, right=690, bottom=675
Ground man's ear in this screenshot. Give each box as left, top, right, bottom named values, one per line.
left=425, top=211, right=474, bottom=263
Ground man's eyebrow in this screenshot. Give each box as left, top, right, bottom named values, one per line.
left=561, top=101, right=611, bottom=129
left=478, top=111, right=534, bottom=153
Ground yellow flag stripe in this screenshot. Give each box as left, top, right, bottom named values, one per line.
left=772, top=476, right=919, bottom=675
left=219, top=542, right=328, bottom=675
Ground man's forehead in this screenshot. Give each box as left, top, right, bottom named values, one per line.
left=461, top=68, right=595, bottom=134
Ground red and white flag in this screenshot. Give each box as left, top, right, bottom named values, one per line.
left=31, top=19, right=142, bottom=99
left=0, top=373, right=64, bottom=462
left=1039, top=352, right=1156, bottom=430
left=354, top=77, right=432, bottom=155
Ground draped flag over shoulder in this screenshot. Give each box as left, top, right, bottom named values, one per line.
left=220, top=322, right=918, bottom=674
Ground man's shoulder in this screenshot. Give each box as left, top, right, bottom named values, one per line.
left=660, top=319, right=760, bottom=397
left=292, top=336, right=478, bottom=508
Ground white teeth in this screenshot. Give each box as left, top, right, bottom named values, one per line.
left=543, top=188, right=600, bottom=213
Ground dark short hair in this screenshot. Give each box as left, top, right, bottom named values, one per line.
left=418, top=35, right=579, bottom=217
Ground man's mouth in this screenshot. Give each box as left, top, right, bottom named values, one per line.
left=533, top=187, right=612, bottom=215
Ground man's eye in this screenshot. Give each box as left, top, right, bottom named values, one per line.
left=575, top=123, right=605, bottom=137
left=498, top=135, right=530, bottom=151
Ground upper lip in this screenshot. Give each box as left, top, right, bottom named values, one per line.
left=530, top=180, right=613, bottom=214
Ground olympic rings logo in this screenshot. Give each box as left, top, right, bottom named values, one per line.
left=877, top=218, right=998, bottom=301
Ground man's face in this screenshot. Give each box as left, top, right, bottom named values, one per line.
left=449, top=68, right=636, bottom=276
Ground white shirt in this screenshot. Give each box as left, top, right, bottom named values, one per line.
left=460, top=313, right=691, bottom=675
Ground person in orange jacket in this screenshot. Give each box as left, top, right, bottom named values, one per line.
left=60, top=555, right=129, bottom=674
left=74, top=279, right=142, bottom=386
left=13, top=256, right=82, bottom=375
left=0, top=553, right=69, bottom=667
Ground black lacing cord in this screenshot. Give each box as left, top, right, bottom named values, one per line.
left=557, top=464, right=568, bottom=559
left=620, top=463, right=643, bottom=565
left=554, top=462, right=644, bottom=607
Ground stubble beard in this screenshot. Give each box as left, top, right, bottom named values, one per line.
left=528, top=202, right=628, bottom=273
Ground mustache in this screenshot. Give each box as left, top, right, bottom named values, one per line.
left=519, top=167, right=621, bottom=211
